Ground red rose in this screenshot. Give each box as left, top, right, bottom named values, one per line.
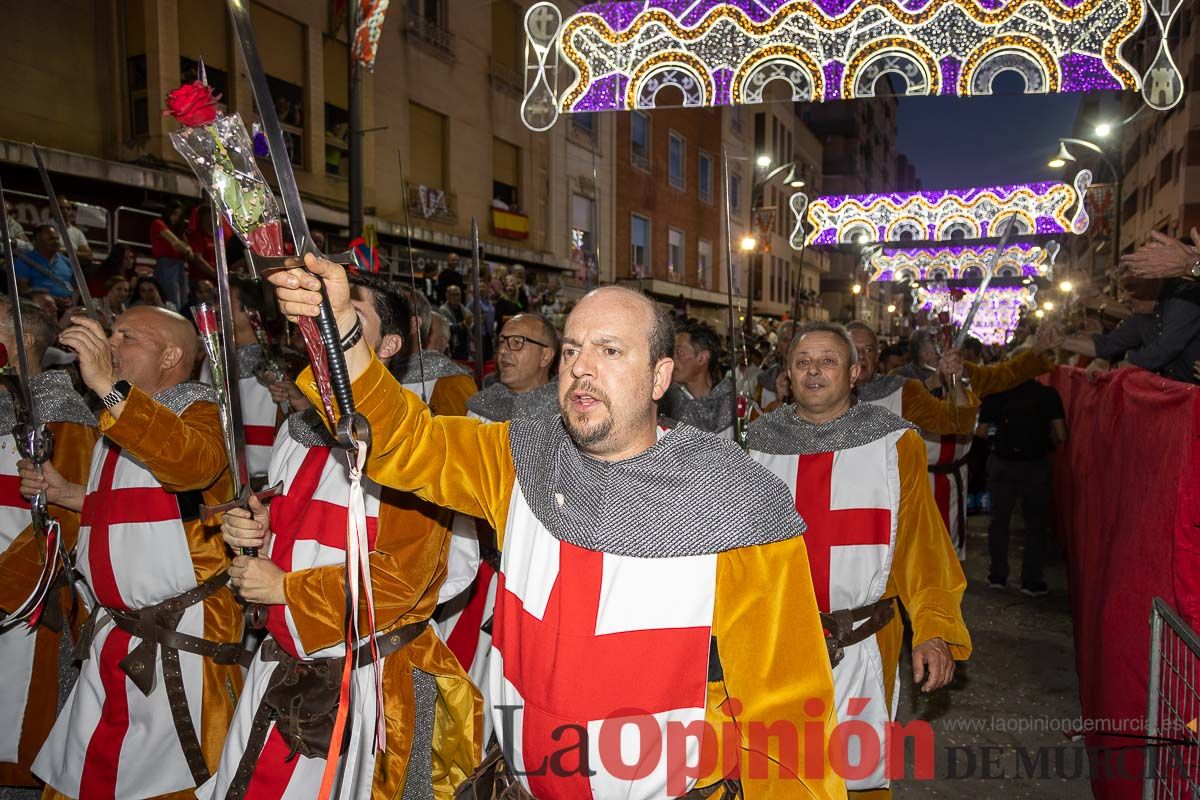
left=950, top=289, right=965, bottom=301
left=248, top=221, right=284, bottom=257
left=164, top=81, right=220, bottom=127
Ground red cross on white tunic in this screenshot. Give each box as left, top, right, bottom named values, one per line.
left=494, top=540, right=711, bottom=798
left=794, top=451, right=892, bottom=613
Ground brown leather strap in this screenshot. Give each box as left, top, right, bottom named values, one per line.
left=109, top=572, right=241, bottom=695
left=259, top=618, right=428, bottom=670
left=159, top=607, right=212, bottom=788
left=222, top=701, right=276, bottom=800
left=820, top=596, right=897, bottom=668
left=927, top=454, right=971, bottom=474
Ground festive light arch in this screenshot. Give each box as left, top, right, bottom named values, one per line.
left=868, top=242, right=1056, bottom=281
left=520, top=0, right=1144, bottom=126
left=914, top=283, right=1039, bottom=345
left=802, top=171, right=1091, bottom=245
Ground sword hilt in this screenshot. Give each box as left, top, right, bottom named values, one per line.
left=201, top=481, right=282, bottom=536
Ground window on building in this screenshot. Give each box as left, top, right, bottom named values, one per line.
left=730, top=172, right=741, bottom=210
left=323, top=36, right=350, bottom=177
left=631, top=112, right=650, bottom=170
left=178, top=0, right=229, bottom=100
left=250, top=2, right=307, bottom=168
left=573, top=113, right=595, bottom=132
left=408, top=0, right=447, bottom=27
left=493, top=138, right=521, bottom=210
left=668, top=227, right=685, bottom=280
left=125, top=0, right=148, bottom=138
left=630, top=214, right=651, bottom=277
left=698, top=239, right=713, bottom=289
left=699, top=152, right=713, bottom=203
left=669, top=132, right=685, bottom=190
left=732, top=105, right=742, bottom=131
left=409, top=102, right=447, bottom=190
left=491, top=0, right=519, bottom=74
left=572, top=194, right=596, bottom=275
left=1159, top=150, right=1177, bottom=189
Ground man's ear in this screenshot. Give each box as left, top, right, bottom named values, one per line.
left=160, top=344, right=184, bottom=372
left=378, top=333, right=404, bottom=360
left=651, top=357, right=674, bottom=402
left=849, top=361, right=863, bottom=386
left=540, top=345, right=556, bottom=369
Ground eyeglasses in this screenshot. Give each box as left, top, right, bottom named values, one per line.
left=498, top=334, right=550, bottom=352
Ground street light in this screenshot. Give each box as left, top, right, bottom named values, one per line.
left=1047, top=142, right=1075, bottom=169
left=886, top=303, right=896, bottom=313
left=1035, top=309, right=1046, bottom=319
left=1042, top=300, right=1055, bottom=311
left=740, top=235, right=758, bottom=251
left=851, top=283, right=862, bottom=295
left=1059, top=280, right=1074, bottom=292
left=1094, top=122, right=1113, bottom=138
left=756, top=154, right=772, bottom=168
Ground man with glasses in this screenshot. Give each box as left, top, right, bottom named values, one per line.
left=438, top=313, right=561, bottom=744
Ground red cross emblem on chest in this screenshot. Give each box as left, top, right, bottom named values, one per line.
left=794, top=451, right=892, bottom=613
left=494, top=539, right=712, bottom=798
left=80, top=445, right=185, bottom=610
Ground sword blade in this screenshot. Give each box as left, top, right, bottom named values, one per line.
left=210, top=202, right=251, bottom=497
left=0, top=174, right=34, bottom=415
left=31, top=147, right=99, bottom=320
left=227, top=0, right=312, bottom=254
left=954, top=214, right=1018, bottom=348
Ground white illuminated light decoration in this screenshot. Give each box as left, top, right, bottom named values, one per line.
left=800, top=172, right=1092, bottom=246
left=868, top=241, right=1058, bottom=282
left=520, top=0, right=1144, bottom=127
left=915, top=284, right=1039, bottom=345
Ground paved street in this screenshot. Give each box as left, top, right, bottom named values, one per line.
left=894, top=512, right=1096, bottom=799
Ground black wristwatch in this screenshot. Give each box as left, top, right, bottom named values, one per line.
left=101, top=380, right=132, bottom=410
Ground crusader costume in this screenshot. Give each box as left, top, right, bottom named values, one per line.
left=299, top=356, right=843, bottom=799
left=437, top=378, right=561, bottom=745
left=660, top=377, right=737, bottom=438
left=199, top=410, right=480, bottom=800
left=35, top=383, right=241, bottom=800
left=747, top=402, right=971, bottom=796
left=0, top=372, right=98, bottom=790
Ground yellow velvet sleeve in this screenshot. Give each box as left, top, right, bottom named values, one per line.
left=282, top=492, right=453, bottom=653
left=0, top=421, right=99, bottom=612
left=891, top=430, right=971, bottom=659
left=99, top=389, right=229, bottom=492
left=899, top=379, right=980, bottom=435
left=297, top=356, right=516, bottom=538
left=702, top=535, right=846, bottom=799
left=430, top=374, right=477, bottom=417
left=965, top=350, right=1054, bottom=399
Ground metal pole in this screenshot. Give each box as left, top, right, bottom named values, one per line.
left=720, top=144, right=738, bottom=436
left=348, top=1, right=364, bottom=239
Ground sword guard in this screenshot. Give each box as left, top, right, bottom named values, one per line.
left=201, top=481, right=283, bottom=527
left=13, top=423, right=53, bottom=466
left=336, top=412, right=371, bottom=454
left=245, top=249, right=357, bottom=277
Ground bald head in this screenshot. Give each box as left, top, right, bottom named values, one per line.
left=572, top=286, right=674, bottom=367
left=111, top=306, right=199, bottom=394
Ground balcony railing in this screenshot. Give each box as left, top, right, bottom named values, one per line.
left=490, top=58, right=523, bottom=97
left=406, top=14, right=455, bottom=60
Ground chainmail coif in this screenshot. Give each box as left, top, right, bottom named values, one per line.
left=746, top=401, right=914, bottom=456
left=855, top=373, right=909, bottom=402
left=467, top=378, right=560, bottom=423
left=507, top=417, right=806, bottom=558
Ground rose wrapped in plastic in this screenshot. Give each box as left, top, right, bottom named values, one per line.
left=163, top=81, right=220, bottom=127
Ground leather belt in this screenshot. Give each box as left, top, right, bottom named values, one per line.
left=77, top=571, right=246, bottom=788
left=820, top=595, right=896, bottom=668
left=223, top=619, right=428, bottom=800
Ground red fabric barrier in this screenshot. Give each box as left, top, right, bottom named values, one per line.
left=1043, top=366, right=1200, bottom=799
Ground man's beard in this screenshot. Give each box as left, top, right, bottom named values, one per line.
left=560, top=379, right=615, bottom=448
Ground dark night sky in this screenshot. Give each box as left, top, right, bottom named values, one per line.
left=895, top=90, right=1085, bottom=190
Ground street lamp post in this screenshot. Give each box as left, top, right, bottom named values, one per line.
left=1048, top=135, right=1123, bottom=284
left=745, top=156, right=811, bottom=336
